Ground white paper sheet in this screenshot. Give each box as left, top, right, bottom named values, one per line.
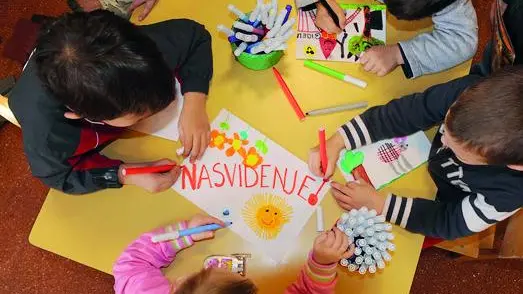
left=172, top=109, right=329, bottom=262
left=129, top=80, right=183, bottom=141
left=296, top=4, right=387, bottom=62
left=338, top=131, right=431, bottom=189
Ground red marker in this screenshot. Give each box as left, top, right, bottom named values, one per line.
left=272, top=67, right=306, bottom=121
left=318, top=127, right=328, bottom=175
left=121, top=164, right=178, bottom=176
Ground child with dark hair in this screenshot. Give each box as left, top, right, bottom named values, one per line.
left=113, top=214, right=355, bottom=294
left=9, top=10, right=213, bottom=194
left=308, top=65, right=523, bottom=240
left=296, top=0, right=478, bottom=78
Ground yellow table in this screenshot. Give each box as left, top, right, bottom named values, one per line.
left=29, top=1, right=471, bottom=293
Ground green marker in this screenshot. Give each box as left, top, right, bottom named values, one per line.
left=304, top=60, right=367, bottom=89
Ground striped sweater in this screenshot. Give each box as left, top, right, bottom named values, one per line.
left=337, top=74, right=523, bottom=239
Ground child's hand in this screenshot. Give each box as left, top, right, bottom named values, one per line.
left=179, top=92, right=210, bottom=163
left=187, top=214, right=226, bottom=242
left=308, top=131, right=346, bottom=179
left=118, top=159, right=181, bottom=193
left=330, top=174, right=385, bottom=213
left=314, top=0, right=346, bottom=34
left=359, top=44, right=404, bottom=77
left=313, top=228, right=355, bottom=265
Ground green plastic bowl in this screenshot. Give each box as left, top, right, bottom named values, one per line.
left=231, top=43, right=284, bottom=71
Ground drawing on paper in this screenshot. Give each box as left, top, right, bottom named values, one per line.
left=296, top=4, right=386, bottom=62
left=242, top=193, right=293, bottom=240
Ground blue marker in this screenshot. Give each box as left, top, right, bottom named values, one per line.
left=228, top=35, right=240, bottom=43
left=282, top=5, right=292, bottom=24
left=246, top=41, right=263, bottom=53
left=151, top=221, right=233, bottom=243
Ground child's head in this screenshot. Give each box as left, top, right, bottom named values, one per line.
left=175, top=267, right=257, bottom=294
left=443, top=66, right=523, bottom=167
left=384, top=0, right=457, bottom=20
left=35, top=10, right=174, bottom=127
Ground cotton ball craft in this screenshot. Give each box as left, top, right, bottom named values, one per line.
left=338, top=207, right=395, bottom=275
left=217, top=0, right=295, bottom=56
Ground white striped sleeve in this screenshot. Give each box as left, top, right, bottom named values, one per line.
left=461, top=193, right=520, bottom=233
left=337, top=115, right=373, bottom=150
left=382, top=194, right=413, bottom=229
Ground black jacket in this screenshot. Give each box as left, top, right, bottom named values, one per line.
left=9, top=19, right=213, bottom=194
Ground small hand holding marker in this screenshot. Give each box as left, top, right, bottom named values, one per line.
left=313, top=227, right=356, bottom=265
left=315, top=0, right=346, bottom=34
left=178, top=92, right=211, bottom=163
left=308, top=131, right=346, bottom=179
left=119, top=159, right=181, bottom=193
left=330, top=173, right=385, bottom=212
left=151, top=214, right=230, bottom=243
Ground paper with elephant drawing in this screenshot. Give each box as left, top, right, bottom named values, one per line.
left=338, top=131, right=431, bottom=189
left=172, top=109, right=329, bottom=262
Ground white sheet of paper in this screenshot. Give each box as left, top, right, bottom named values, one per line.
left=296, top=4, right=386, bottom=62
left=338, top=131, right=431, bottom=188
left=172, top=109, right=329, bottom=262
left=129, top=80, right=183, bottom=141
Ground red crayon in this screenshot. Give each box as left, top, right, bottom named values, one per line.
left=122, top=164, right=178, bottom=176
left=318, top=127, right=328, bottom=175
left=272, top=67, right=306, bottom=121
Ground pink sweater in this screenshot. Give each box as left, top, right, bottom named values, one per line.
left=113, top=222, right=338, bottom=294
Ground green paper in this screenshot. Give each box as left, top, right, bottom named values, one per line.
left=220, top=122, right=230, bottom=131
left=348, top=35, right=385, bottom=56
left=339, top=4, right=386, bottom=11
left=239, top=130, right=249, bottom=140
left=255, top=139, right=269, bottom=155
left=304, top=60, right=345, bottom=80
left=340, top=150, right=365, bottom=174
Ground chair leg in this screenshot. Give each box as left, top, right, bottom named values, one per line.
left=499, top=210, right=523, bottom=258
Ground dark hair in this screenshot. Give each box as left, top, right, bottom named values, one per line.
left=35, top=10, right=174, bottom=121
left=175, top=268, right=257, bottom=294
left=384, top=0, right=457, bottom=20
left=446, top=66, right=523, bottom=165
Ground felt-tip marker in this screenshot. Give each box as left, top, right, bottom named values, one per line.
left=151, top=221, right=233, bottom=243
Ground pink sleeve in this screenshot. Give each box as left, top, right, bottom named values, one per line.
left=113, top=221, right=194, bottom=294
left=285, top=252, right=338, bottom=294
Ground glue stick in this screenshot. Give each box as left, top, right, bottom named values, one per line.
left=234, top=42, right=248, bottom=56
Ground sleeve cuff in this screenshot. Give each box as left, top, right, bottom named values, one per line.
left=398, top=44, right=414, bottom=79
left=164, top=221, right=194, bottom=252
left=181, top=78, right=210, bottom=95
left=306, top=252, right=337, bottom=284
left=337, top=115, right=372, bottom=150
left=382, top=194, right=413, bottom=228
left=397, top=41, right=422, bottom=79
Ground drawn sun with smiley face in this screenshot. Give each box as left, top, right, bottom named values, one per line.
left=242, top=193, right=293, bottom=240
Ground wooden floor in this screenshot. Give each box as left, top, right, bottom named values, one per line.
left=0, top=0, right=522, bottom=293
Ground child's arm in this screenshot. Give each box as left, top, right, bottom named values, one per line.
left=286, top=229, right=354, bottom=294
left=113, top=222, right=194, bottom=294
left=383, top=190, right=522, bottom=240
left=285, top=253, right=338, bottom=294
left=139, top=19, right=213, bottom=96
left=337, top=74, right=481, bottom=150
left=397, top=0, right=478, bottom=79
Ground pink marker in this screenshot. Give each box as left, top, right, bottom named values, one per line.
left=233, top=21, right=265, bottom=35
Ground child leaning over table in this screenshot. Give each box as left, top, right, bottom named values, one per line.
left=308, top=65, right=523, bottom=240
left=8, top=10, right=213, bottom=195
left=295, top=0, right=478, bottom=78
left=113, top=214, right=355, bottom=294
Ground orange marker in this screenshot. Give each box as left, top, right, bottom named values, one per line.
left=122, top=164, right=178, bottom=176
left=272, top=67, right=306, bottom=121
left=318, top=127, right=328, bottom=174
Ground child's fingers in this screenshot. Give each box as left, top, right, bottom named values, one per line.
left=332, top=227, right=344, bottom=249
left=359, top=51, right=369, bottom=64
left=140, top=0, right=156, bottom=19
left=129, top=0, right=145, bottom=11
left=198, top=132, right=209, bottom=160
left=182, top=134, right=193, bottom=158
left=324, top=161, right=335, bottom=179
left=314, top=231, right=328, bottom=245
left=323, top=230, right=336, bottom=247
left=342, top=243, right=356, bottom=259
left=308, top=151, right=323, bottom=177
left=331, top=189, right=354, bottom=211
left=190, top=135, right=201, bottom=163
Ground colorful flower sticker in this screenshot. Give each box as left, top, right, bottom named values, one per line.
left=219, top=122, right=230, bottom=131
left=225, top=133, right=249, bottom=157
left=239, top=130, right=249, bottom=140
left=240, top=147, right=263, bottom=169
left=209, top=130, right=228, bottom=150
